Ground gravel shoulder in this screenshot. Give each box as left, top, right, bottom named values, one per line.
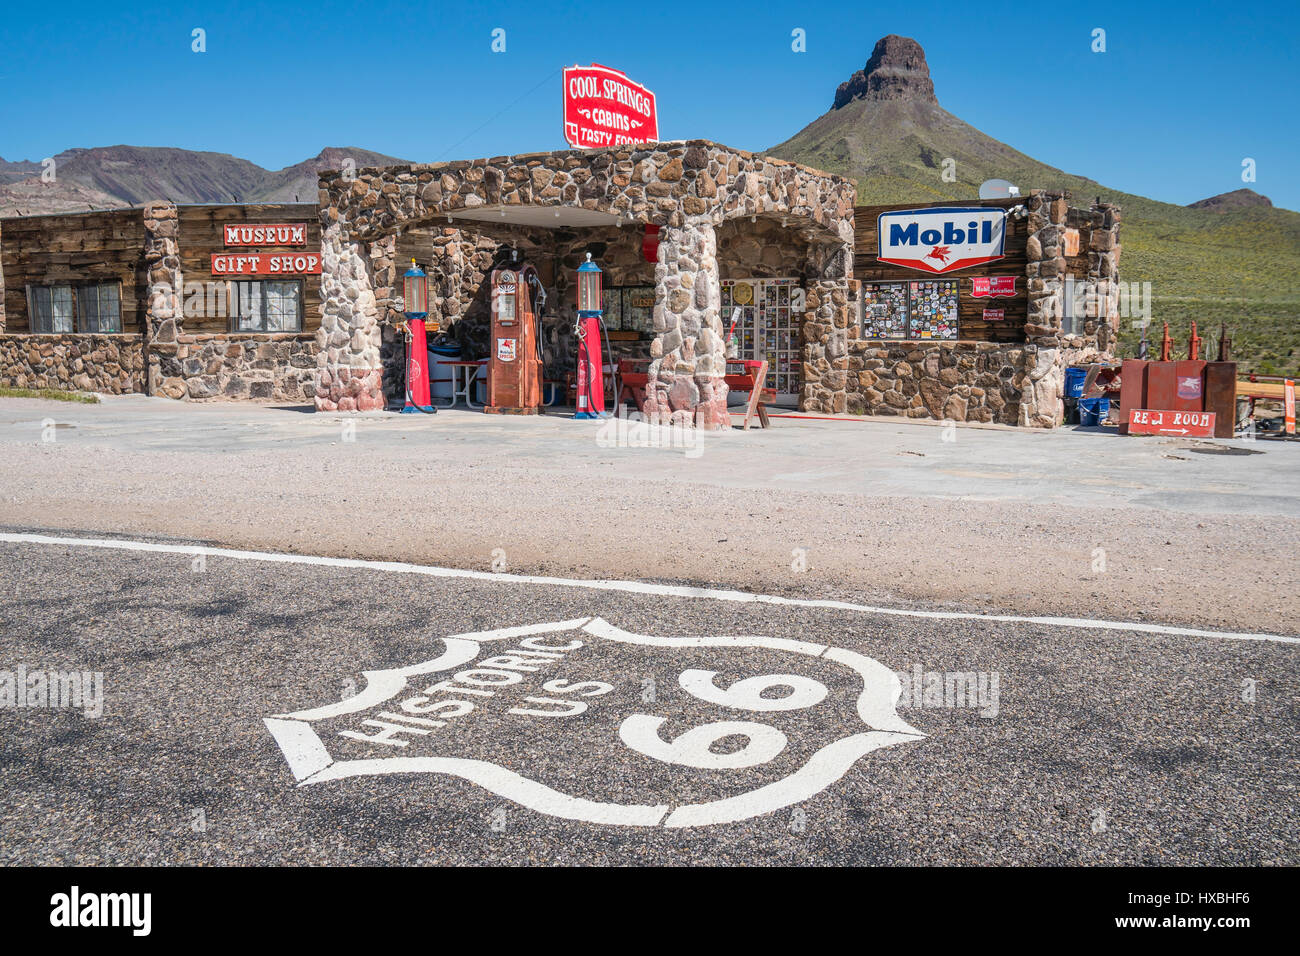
left=1, top=395, right=1297, bottom=636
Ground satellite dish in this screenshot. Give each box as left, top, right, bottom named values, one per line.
left=979, top=178, right=1020, bottom=200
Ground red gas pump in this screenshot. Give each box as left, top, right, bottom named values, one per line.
left=401, top=260, right=435, bottom=414
left=574, top=253, right=606, bottom=419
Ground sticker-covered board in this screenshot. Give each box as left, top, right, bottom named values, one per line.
left=907, top=279, right=959, bottom=340
left=861, top=282, right=909, bottom=339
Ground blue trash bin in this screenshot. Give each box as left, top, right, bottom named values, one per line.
left=1078, top=396, right=1109, bottom=426
left=1064, top=367, right=1088, bottom=400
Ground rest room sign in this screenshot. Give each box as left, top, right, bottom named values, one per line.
left=877, top=206, right=1007, bottom=275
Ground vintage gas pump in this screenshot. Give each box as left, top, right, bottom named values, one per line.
left=574, top=253, right=605, bottom=419
left=485, top=251, right=543, bottom=415
left=401, top=260, right=435, bottom=414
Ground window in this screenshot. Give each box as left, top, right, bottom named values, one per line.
left=27, top=285, right=73, bottom=333
left=231, top=280, right=302, bottom=332
left=76, top=284, right=122, bottom=333
left=26, top=283, right=120, bottom=333
left=598, top=285, right=655, bottom=332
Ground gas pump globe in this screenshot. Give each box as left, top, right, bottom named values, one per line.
left=574, top=253, right=606, bottom=420
left=403, top=260, right=428, bottom=318
left=400, top=260, right=434, bottom=414
left=578, top=253, right=602, bottom=314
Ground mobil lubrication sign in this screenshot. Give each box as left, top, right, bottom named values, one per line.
left=877, top=206, right=1007, bottom=275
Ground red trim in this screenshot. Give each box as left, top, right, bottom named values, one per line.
left=876, top=254, right=1005, bottom=275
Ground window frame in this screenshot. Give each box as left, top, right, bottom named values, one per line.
left=75, top=282, right=122, bottom=334
left=229, top=279, right=304, bottom=333
left=25, top=281, right=123, bottom=334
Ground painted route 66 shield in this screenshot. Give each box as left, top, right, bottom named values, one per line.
left=264, top=617, right=925, bottom=827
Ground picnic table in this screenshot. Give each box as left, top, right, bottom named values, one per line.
left=442, top=359, right=486, bottom=409
left=618, top=358, right=775, bottom=429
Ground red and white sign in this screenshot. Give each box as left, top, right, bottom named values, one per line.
left=1128, top=408, right=1216, bottom=437
left=1285, top=379, right=1296, bottom=435
left=223, top=223, right=307, bottom=247
left=211, top=253, right=321, bottom=276
left=981, top=308, right=1005, bottom=322
left=496, top=337, right=517, bottom=362
left=563, top=64, right=658, bottom=149
left=877, top=207, right=1007, bottom=275
left=971, top=276, right=1017, bottom=298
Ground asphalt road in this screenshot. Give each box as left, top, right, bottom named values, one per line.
left=1, top=536, right=1296, bottom=866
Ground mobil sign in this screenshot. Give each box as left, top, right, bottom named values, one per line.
left=563, top=64, right=658, bottom=149
left=877, top=206, right=1007, bottom=275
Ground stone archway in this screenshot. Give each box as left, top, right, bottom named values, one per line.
left=313, top=142, right=856, bottom=423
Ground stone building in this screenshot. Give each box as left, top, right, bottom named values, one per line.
left=313, top=140, right=856, bottom=426
left=0, top=203, right=321, bottom=402
left=0, top=141, right=1118, bottom=429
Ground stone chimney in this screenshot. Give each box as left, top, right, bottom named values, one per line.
left=833, top=35, right=938, bottom=109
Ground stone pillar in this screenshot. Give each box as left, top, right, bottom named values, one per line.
left=645, top=219, right=728, bottom=429
left=1085, top=201, right=1122, bottom=356
left=801, top=279, right=852, bottom=413
left=798, top=236, right=853, bottom=414
left=315, top=224, right=386, bottom=411
left=1020, top=190, right=1070, bottom=427
left=142, top=201, right=185, bottom=398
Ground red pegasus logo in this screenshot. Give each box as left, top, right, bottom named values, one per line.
left=925, top=246, right=951, bottom=265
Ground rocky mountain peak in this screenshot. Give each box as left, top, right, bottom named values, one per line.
left=1187, top=188, right=1273, bottom=211
left=833, top=35, right=937, bottom=110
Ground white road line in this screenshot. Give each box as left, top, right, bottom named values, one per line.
left=1, top=530, right=1296, bottom=646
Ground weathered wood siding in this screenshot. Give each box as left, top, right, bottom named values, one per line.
left=0, top=209, right=146, bottom=333
left=177, top=204, right=322, bottom=333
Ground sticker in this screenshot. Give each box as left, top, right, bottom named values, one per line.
left=263, top=618, right=925, bottom=828
left=497, top=338, right=517, bottom=362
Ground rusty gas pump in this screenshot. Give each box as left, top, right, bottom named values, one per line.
left=485, top=251, right=543, bottom=415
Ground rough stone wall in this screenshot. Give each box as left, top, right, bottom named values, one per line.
left=845, top=341, right=1034, bottom=424
left=802, top=279, right=853, bottom=412
left=147, top=333, right=319, bottom=402
left=316, top=141, right=855, bottom=421
left=644, top=220, right=728, bottom=428
left=0, top=335, right=145, bottom=393
left=716, top=217, right=809, bottom=279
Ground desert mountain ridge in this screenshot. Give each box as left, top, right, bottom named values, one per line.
left=0, top=146, right=408, bottom=216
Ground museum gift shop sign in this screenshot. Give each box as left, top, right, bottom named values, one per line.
left=223, top=224, right=307, bottom=246
left=212, top=253, right=321, bottom=276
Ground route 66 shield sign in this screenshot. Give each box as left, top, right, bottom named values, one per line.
left=263, top=617, right=925, bottom=827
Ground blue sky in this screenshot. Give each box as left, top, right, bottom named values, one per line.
left=1, top=0, right=1296, bottom=209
